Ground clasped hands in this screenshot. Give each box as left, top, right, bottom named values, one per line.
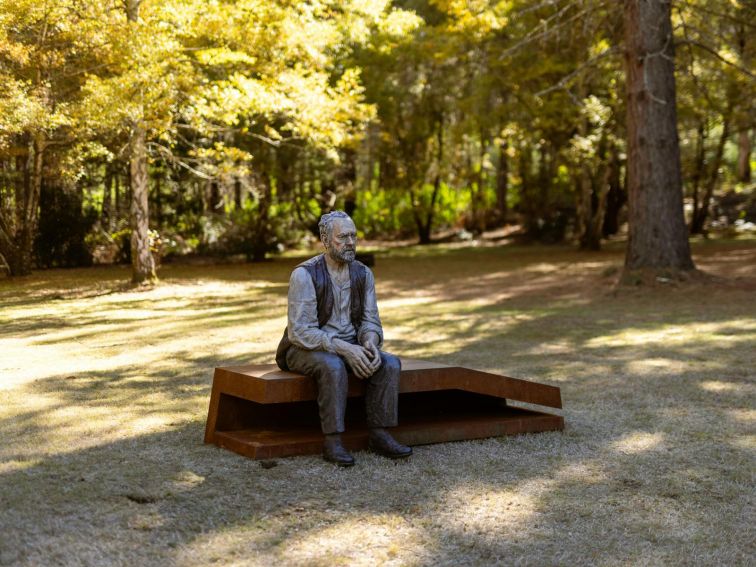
left=333, top=335, right=382, bottom=379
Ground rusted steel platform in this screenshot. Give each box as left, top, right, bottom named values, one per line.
left=204, top=358, right=564, bottom=459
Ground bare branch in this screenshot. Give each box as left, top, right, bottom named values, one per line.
left=677, top=39, right=756, bottom=80
left=149, top=143, right=214, bottom=180
left=685, top=3, right=756, bottom=30
left=535, top=46, right=620, bottom=98
left=499, top=3, right=591, bottom=60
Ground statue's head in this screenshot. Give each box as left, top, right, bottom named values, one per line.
left=319, top=211, right=357, bottom=264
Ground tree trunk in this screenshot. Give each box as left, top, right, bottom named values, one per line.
left=234, top=178, right=243, bottom=209
left=689, top=119, right=707, bottom=232
left=129, top=124, right=157, bottom=283
left=691, top=113, right=730, bottom=235
left=622, top=0, right=694, bottom=273
left=412, top=114, right=444, bottom=245
left=1, top=136, right=44, bottom=276
left=114, top=170, right=122, bottom=225
left=602, top=145, right=625, bottom=237
left=102, top=166, right=113, bottom=230
left=737, top=129, right=751, bottom=183
left=126, top=0, right=156, bottom=284
left=576, top=142, right=611, bottom=252
left=154, top=170, right=162, bottom=226
left=251, top=173, right=271, bottom=262
left=209, top=181, right=221, bottom=213
left=537, top=144, right=552, bottom=216
left=474, top=134, right=488, bottom=234
left=495, top=140, right=509, bottom=224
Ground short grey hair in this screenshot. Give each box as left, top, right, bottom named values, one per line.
left=318, top=211, right=352, bottom=243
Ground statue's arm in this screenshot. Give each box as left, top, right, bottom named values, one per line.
left=358, top=268, right=384, bottom=350
left=287, top=268, right=335, bottom=352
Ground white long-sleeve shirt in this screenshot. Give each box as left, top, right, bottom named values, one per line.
left=286, top=257, right=384, bottom=352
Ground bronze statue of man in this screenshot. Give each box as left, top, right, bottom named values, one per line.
left=276, top=211, right=412, bottom=466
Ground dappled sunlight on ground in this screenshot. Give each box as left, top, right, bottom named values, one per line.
left=699, top=380, right=747, bottom=393
left=438, top=481, right=543, bottom=533
left=585, top=320, right=756, bottom=349
left=611, top=432, right=666, bottom=454
left=0, top=240, right=754, bottom=565
left=726, top=409, right=756, bottom=423
left=281, top=514, right=423, bottom=566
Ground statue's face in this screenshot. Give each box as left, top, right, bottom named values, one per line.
left=325, top=217, right=357, bottom=264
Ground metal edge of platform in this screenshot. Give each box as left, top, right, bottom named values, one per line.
left=212, top=410, right=565, bottom=460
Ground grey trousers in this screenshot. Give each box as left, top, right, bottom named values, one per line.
left=285, top=345, right=401, bottom=435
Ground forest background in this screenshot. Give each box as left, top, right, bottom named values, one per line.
left=0, top=0, right=754, bottom=281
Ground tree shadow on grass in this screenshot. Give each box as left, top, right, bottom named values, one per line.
left=2, top=293, right=753, bottom=565
left=1, top=372, right=751, bottom=565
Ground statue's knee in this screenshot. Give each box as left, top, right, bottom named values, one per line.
left=321, top=354, right=347, bottom=378
left=382, top=353, right=401, bottom=374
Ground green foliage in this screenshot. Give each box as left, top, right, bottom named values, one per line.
left=198, top=199, right=309, bottom=260
left=354, top=181, right=475, bottom=239
left=1, top=0, right=752, bottom=269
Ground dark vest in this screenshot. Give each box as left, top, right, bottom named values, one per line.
left=275, top=255, right=367, bottom=370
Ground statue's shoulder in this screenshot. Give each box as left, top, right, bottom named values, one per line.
left=294, top=254, right=324, bottom=271
left=351, top=260, right=370, bottom=280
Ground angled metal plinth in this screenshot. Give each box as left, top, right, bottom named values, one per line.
left=205, top=358, right=564, bottom=460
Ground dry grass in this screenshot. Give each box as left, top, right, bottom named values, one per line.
left=1, top=238, right=755, bottom=566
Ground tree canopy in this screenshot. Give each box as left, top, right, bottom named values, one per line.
left=1, top=0, right=753, bottom=278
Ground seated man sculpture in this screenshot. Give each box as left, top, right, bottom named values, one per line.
left=275, top=211, right=412, bottom=466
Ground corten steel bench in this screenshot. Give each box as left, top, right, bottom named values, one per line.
left=204, top=358, right=564, bottom=460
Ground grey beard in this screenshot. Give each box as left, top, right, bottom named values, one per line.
left=328, top=247, right=355, bottom=263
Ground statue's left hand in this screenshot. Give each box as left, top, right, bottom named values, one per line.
left=364, top=341, right=382, bottom=373
left=361, top=334, right=382, bottom=374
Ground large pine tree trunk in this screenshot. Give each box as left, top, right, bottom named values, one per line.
left=623, top=0, right=694, bottom=274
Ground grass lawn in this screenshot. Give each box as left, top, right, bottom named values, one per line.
left=1, top=238, right=754, bottom=566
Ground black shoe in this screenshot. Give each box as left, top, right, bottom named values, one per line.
left=368, top=429, right=412, bottom=459
left=323, top=435, right=355, bottom=467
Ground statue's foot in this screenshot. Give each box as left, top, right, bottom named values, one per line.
left=368, top=428, right=412, bottom=459
left=323, top=435, right=355, bottom=467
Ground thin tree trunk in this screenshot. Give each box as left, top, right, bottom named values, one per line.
left=495, top=140, right=509, bottom=224
left=102, top=166, right=113, bottom=229
left=737, top=129, right=751, bottom=183
left=412, top=114, right=444, bottom=245
left=518, top=143, right=536, bottom=236
left=114, top=170, right=122, bottom=225
left=251, top=173, right=271, bottom=262
left=602, top=145, right=625, bottom=237
left=209, top=181, right=221, bottom=213
left=154, top=170, right=162, bottom=226
left=4, top=136, right=43, bottom=276
left=130, top=125, right=156, bottom=283
left=234, top=178, right=243, bottom=209
left=126, top=0, right=156, bottom=284
left=689, top=119, right=706, bottom=231
left=578, top=163, right=611, bottom=251
left=691, top=113, right=730, bottom=235
left=622, top=0, right=694, bottom=274
left=537, top=144, right=552, bottom=218
left=576, top=171, right=596, bottom=251
left=475, top=134, right=487, bottom=233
